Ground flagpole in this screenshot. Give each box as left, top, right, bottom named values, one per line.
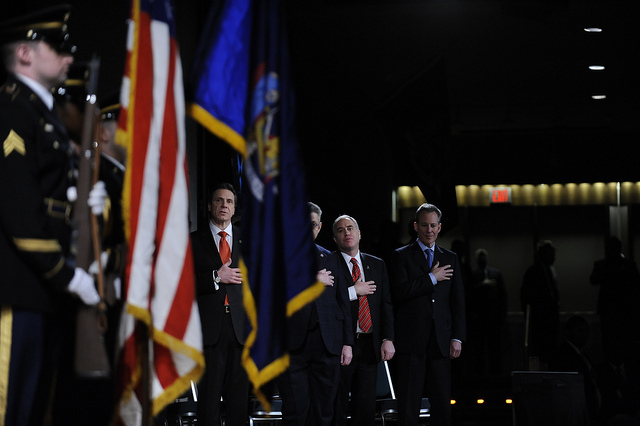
left=140, top=322, right=152, bottom=426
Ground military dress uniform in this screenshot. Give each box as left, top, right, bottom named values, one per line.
left=0, top=5, right=84, bottom=425
left=0, top=75, right=78, bottom=424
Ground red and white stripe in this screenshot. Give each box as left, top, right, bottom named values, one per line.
left=116, top=0, right=204, bottom=422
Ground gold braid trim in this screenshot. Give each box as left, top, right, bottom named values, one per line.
left=44, top=257, right=65, bottom=280
left=0, top=306, right=13, bottom=426
left=13, top=238, right=61, bottom=252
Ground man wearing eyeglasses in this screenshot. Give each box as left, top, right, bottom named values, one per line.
left=277, top=202, right=353, bottom=425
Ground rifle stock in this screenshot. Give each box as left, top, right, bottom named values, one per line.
left=71, top=56, right=111, bottom=377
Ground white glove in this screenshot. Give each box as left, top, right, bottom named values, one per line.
left=88, top=181, right=107, bottom=215
left=68, top=267, right=101, bottom=306
left=67, top=186, right=78, bottom=202
left=88, top=251, right=110, bottom=275
left=113, top=277, right=122, bottom=300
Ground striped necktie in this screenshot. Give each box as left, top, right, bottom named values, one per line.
left=352, top=257, right=371, bottom=332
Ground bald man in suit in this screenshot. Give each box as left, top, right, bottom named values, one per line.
left=332, top=214, right=395, bottom=426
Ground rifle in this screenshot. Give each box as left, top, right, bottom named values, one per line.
left=71, top=55, right=111, bottom=377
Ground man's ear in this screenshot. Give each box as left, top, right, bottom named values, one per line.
left=15, top=43, right=34, bottom=66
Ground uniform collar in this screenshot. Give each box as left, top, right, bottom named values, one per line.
left=15, top=73, right=55, bottom=110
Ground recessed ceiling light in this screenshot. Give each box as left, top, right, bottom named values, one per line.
left=589, top=65, right=605, bottom=71
left=584, top=27, right=603, bottom=32
left=591, top=95, right=607, bottom=100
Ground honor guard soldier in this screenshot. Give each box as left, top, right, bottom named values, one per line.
left=0, top=5, right=102, bottom=425
left=54, top=62, right=90, bottom=144
left=97, top=92, right=126, bottom=269
left=54, top=75, right=126, bottom=293
left=50, top=72, right=125, bottom=425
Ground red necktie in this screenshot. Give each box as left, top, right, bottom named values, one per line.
left=219, top=231, right=231, bottom=305
left=218, top=231, right=231, bottom=263
left=352, top=257, right=371, bottom=333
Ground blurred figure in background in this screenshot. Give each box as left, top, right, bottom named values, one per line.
left=590, top=236, right=640, bottom=370
left=471, top=248, right=507, bottom=375
left=521, top=240, right=559, bottom=369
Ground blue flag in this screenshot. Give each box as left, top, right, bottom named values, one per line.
left=187, top=0, right=324, bottom=409
left=187, top=0, right=251, bottom=155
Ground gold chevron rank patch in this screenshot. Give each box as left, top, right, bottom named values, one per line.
left=3, top=130, right=26, bottom=157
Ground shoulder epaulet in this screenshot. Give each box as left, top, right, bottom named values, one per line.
left=2, top=83, right=17, bottom=94
left=1, top=83, right=20, bottom=102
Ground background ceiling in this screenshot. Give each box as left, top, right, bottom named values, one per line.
left=5, top=0, right=639, bottom=189
left=285, top=0, right=640, bottom=189
left=288, top=0, right=640, bottom=133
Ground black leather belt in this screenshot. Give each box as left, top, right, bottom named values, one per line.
left=44, top=197, right=72, bottom=223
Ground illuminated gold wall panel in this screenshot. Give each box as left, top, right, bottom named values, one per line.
left=397, top=182, right=640, bottom=208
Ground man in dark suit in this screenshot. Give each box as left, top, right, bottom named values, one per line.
left=0, top=6, right=101, bottom=425
left=470, top=248, right=507, bottom=375
left=278, top=202, right=353, bottom=426
left=590, top=236, right=640, bottom=368
left=191, top=183, right=248, bottom=426
left=521, top=240, right=559, bottom=369
left=390, top=203, right=466, bottom=426
left=332, top=214, right=395, bottom=426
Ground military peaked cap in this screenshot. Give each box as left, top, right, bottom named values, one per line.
left=53, top=62, right=89, bottom=109
left=0, top=4, right=75, bottom=54
left=100, top=91, right=121, bottom=121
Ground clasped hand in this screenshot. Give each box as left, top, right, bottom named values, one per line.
left=354, top=279, right=376, bottom=295
left=317, top=268, right=334, bottom=286
left=431, top=261, right=453, bottom=281
left=218, top=259, right=243, bottom=284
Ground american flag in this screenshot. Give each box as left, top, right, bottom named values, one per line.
left=115, top=0, right=204, bottom=423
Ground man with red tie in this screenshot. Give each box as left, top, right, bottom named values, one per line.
left=332, top=214, right=395, bottom=425
left=191, top=182, right=248, bottom=426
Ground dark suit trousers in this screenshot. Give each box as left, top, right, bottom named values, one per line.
left=278, top=325, right=340, bottom=426
left=395, top=328, right=452, bottom=426
left=334, top=333, right=377, bottom=426
left=198, top=312, right=249, bottom=426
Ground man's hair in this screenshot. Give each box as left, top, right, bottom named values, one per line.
left=332, top=214, right=359, bottom=236
left=475, top=248, right=488, bottom=258
left=415, top=203, right=442, bottom=223
left=536, top=239, right=554, bottom=253
left=209, top=182, right=237, bottom=205
left=0, top=40, right=30, bottom=72
left=308, top=202, right=322, bottom=221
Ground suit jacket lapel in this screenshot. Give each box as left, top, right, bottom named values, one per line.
left=410, top=241, right=430, bottom=275
left=433, top=244, right=444, bottom=266
left=231, top=225, right=241, bottom=266
left=339, top=253, right=352, bottom=283
left=360, top=253, right=372, bottom=282
left=202, top=225, right=222, bottom=265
